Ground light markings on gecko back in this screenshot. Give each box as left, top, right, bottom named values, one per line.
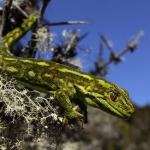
left=44, top=73, right=53, bottom=78
left=28, top=71, right=36, bottom=77
left=3, top=57, right=17, bottom=62
left=37, top=62, right=49, bottom=67
left=6, top=66, right=18, bottom=73
left=20, top=59, right=34, bottom=64
left=20, top=60, right=50, bottom=66
left=58, top=68, right=92, bottom=80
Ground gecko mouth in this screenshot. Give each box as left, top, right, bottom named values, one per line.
left=96, top=100, right=134, bottom=119
left=108, top=103, right=134, bottom=119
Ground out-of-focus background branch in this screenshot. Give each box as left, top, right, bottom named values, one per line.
left=91, top=31, right=144, bottom=77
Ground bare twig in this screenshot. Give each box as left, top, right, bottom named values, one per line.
left=65, top=32, right=88, bottom=54
left=44, top=21, right=88, bottom=26
left=101, top=31, right=144, bottom=68
left=12, top=1, right=28, bottom=17
left=127, top=31, right=144, bottom=52
left=100, top=35, right=114, bottom=53
left=40, top=0, right=52, bottom=19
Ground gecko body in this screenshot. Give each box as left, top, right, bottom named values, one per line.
left=0, top=14, right=134, bottom=121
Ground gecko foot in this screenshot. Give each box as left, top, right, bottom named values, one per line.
left=63, top=106, right=83, bottom=124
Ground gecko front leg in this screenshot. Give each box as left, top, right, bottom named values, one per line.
left=54, top=85, right=83, bottom=122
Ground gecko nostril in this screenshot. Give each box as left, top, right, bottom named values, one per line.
left=128, top=110, right=134, bottom=116
left=128, top=111, right=132, bottom=115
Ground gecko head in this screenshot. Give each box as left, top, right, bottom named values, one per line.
left=84, top=79, right=135, bottom=119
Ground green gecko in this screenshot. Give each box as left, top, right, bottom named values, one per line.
left=0, top=14, right=134, bottom=121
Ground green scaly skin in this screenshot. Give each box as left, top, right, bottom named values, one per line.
left=0, top=14, right=134, bottom=121
left=1, top=14, right=38, bottom=56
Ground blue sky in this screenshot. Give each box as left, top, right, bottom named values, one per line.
left=43, top=0, right=150, bottom=106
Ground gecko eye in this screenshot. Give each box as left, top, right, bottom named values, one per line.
left=110, top=91, right=120, bottom=101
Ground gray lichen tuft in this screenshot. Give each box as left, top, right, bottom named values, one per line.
left=0, top=74, right=64, bottom=149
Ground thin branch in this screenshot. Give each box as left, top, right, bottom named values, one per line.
left=64, top=32, right=88, bottom=55
left=99, top=41, right=104, bottom=58
left=100, top=35, right=114, bottom=53
left=127, top=30, right=144, bottom=52
left=12, top=2, right=28, bottom=18
left=40, top=0, right=52, bottom=19
left=44, top=21, right=88, bottom=26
